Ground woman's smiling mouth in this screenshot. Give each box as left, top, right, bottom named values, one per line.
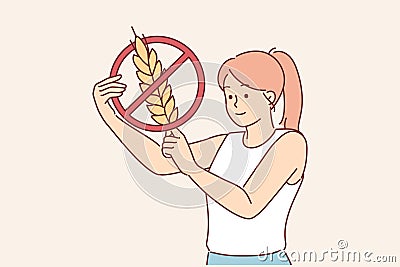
left=235, top=111, right=246, bottom=115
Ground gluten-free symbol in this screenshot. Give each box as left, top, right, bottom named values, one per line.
left=110, top=36, right=205, bottom=132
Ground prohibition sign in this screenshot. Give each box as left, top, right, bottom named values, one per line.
left=110, top=36, right=205, bottom=132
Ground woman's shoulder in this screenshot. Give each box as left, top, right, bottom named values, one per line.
left=275, top=128, right=307, bottom=148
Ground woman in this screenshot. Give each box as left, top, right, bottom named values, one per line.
left=93, top=49, right=307, bottom=265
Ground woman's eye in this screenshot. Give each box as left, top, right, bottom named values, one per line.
left=244, top=93, right=249, bottom=98
left=228, top=95, right=233, bottom=99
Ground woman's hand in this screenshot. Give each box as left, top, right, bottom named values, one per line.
left=93, top=75, right=127, bottom=117
left=162, top=129, right=202, bottom=175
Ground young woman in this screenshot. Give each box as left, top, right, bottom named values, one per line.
left=93, top=49, right=307, bottom=265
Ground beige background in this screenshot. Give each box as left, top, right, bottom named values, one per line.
left=1, top=1, right=399, bottom=266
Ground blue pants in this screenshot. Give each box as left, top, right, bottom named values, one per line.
left=207, top=251, right=291, bottom=265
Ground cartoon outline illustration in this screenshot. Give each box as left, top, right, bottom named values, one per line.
left=110, top=30, right=205, bottom=132
left=93, top=31, right=308, bottom=266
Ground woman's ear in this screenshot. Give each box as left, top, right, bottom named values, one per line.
left=263, top=91, right=276, bottom=106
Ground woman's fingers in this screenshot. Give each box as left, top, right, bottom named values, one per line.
left=162, top=143, right=176, bottom=149
left=162, top=138, right=176, bottom=154
left=101, top=92, right=124, bottom=102
left=163, top=136, right=179, bottom=143
left=93, top=75, right=125, bottom=115
left=99, top=82, right=127, bottom=91
left=100, top=86, right=126, bottom=96
left=94, top=75, right=127, bottom=104
left=162, top=139, right=176, bottom=149
left=162, top=147, right=174, bottom=158
left=96, top=75, right=122, bottom=87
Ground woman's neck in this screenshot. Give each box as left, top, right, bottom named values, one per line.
left=243, top=117, right=275, bottom=148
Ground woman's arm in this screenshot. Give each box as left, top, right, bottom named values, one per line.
left=93, top=75, right=226, bottom=175
left=163, top=129, right=307, bottom=219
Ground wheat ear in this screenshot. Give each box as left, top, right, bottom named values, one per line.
left=131, top=33, right=178, bottom=125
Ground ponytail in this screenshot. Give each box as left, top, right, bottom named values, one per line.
left=270, top=51, right=303, bottom=130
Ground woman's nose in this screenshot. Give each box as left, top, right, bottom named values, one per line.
left=234, top=95, right=238, bottom=108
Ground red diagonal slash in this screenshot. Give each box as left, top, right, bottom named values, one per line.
left=125, top=52, right=189, bottom=116
left=111, top=36, right=205, bottom=132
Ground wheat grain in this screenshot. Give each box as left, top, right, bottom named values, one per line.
left=131, top=33, right=178, bottom=125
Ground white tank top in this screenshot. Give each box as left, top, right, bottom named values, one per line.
left=206, top=128, right=303, bottom=255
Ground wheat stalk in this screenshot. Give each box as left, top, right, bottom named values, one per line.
left=130, top=30, right=178, bottom=125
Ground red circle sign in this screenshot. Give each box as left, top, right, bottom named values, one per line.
left=110, top=36, right=205, bottom=132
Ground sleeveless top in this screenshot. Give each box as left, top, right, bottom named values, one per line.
left=206, top=128, right=303, bottom=255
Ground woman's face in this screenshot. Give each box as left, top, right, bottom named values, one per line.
left=223, top=73, right=275, bottom=127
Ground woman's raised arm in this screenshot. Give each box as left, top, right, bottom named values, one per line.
left=93, top=75, right=226, bottom=175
